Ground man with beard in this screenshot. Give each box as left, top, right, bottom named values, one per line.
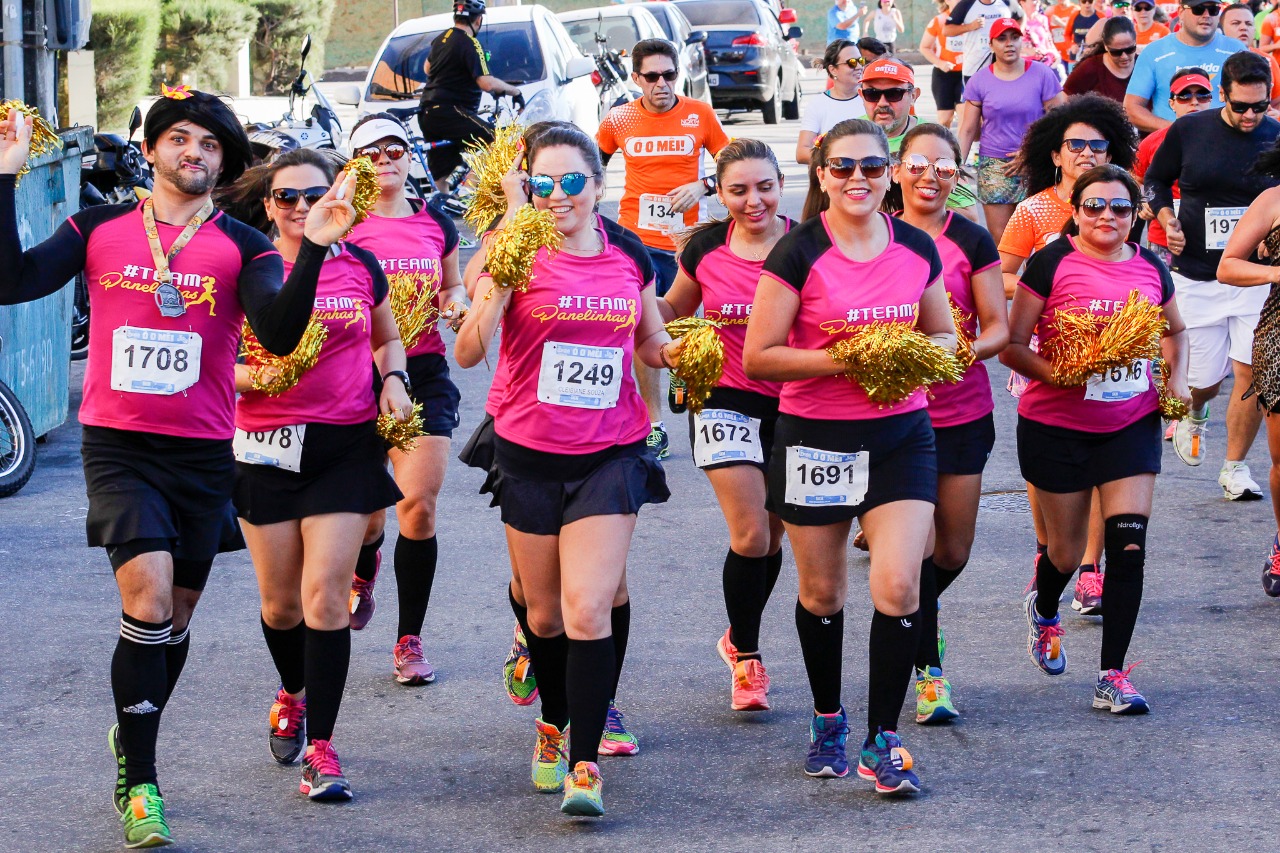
left=0, top=89, right=353, bottom=848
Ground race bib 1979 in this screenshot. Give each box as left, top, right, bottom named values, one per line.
left=1084, top=359, right=1149, bottom=402
left=537, top=341, right=624, bottom=409
left=110, top=327, right=202, bottom=395
left=693, top=409, right=763, bottom=468
left=784, top=446, right=869, bottom=507
left=233, top=425, right=306, bottom=472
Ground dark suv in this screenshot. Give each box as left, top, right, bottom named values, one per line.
left=672, top=0, right=803, bottom=124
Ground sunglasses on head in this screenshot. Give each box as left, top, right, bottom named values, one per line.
left=1229, top=98, right=1271, bottom=114
left=1080, top=196, right=1135, bottom=216
left=1172, top=89, right=1212, bottom=102
left=355, top=142, right=407, bottom=161
left=528, top=172, right=597, bottom=198
left=1063, top=138, right=1110, bottom=153
left=825, top=155, right=890, bottom=180
left=1183, top=2, right=1220, bottom=15
left=637, top=70, right=679, bottom=83
left=271, top=186, right=328, bottom=207
left=1106, top=44, right=1137, bottom=56
left=861, top=86, right=910, bottom=103
left=900, top=153, right=959, bottom=180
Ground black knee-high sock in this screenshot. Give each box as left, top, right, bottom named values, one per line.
left=303, top=626, right=350, bottom=744
left=112, top=614, right=171, bottom=789
left=610, top=601, right=630, bottom=700
left=795, top=600, right=843, bottom=715
left=509, top=585, right=529, bottom=632
left=765, top=549, right=784, bottom=599
left=261, top=617, right=306, bottom=695
left=525, top=629, right=569, bottom=728
left=1034, top=551, right=1073, bottom=620
left=915, top=558, right=941, bottom=671
left=935, top=561, right=966, bottom=596
left=395, top=535, right=438, bottom=639
left=868, top=608, right=921, bottom=737
left=164, top=626, right=191, bottom=702
left=1100, top=514, right=1147, bottom=672
left=723, top=549, right=768, bottom=657
left=566, top=637, right=616, bottom=768
left=354, top=533, right=384, bottom=582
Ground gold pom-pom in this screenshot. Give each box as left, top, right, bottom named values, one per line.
left=388, top=271, right=438, bottom=351
left=342, top=156, right=380, bottom=231
left=1043, top=290, right=1165, bottom=387
left=665, top=317, right=725, bottom=414
left=486, top=204, right=562, bottom=292
left=1, top=100, right=61, bottom=185
left=1156, top=358, right=1189, bottom=420
left=377, top=402, right=424, bottom=452
left=240, top=318, right=328, bottom=396
left=827, top=322, right=965, bottom=404
left=463, top=122, right=524, bottom=234
left=949, top=293, right=976, bottom=371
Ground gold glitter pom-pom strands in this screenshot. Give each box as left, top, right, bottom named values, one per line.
left=378, top=402, right=425, bottom=452
left=826, top=322, right=964, bottom=405
left=486, top=205, right=562, bottom=292
left=240, top=319, right=328, bottom=396
left=388, top=272, right=438, bottom=351
left=463, top=123, right=525, bottom=234
left=1044, top=290, right=1165, bottom=387
left=1, top=100, right=60, bottom=185
left=342, top=156, right=381, bottom=232
left=1157, top=358, right=1189, bottom=421
left=949, top=293, right=976, bottom=370
left=664, top=317, right=725, bottom=414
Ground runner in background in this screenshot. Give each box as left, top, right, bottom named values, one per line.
left=1132, top=0, right=1171, bottom=48
left=1220, top=3, right=1280, bottom=113
left=1021, top=0, right=1070, bottom=81
left=945, top=0, right=1014, bottom=83
left=920, top=0, right=968, bottom=128
left=1069, top=0, right=1103, bottom=61
left=1047, top=0, right=1081, bottom=64
left=798, top=39, right=869, bottom=164
left=1065, top=16, right=1139, bottom=100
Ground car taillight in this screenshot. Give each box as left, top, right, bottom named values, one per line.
left=731, top=33, right=765, bottom=46
left=591, top=70, right=602, bottom=86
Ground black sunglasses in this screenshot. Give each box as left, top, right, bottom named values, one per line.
left=270, top=186, right=328, bottom=207
left=1229, top=98, right=1271, bottom=114
left=861, top=86, right=910, bottom=103
left=355, top=142, right=407, bottom=161
left=638, top=70, right=679, bottom=83
left=1080, top=197, right=1135, bottom=216
left=1183, top=2, right=1221, bottom=15
left=1063, top=138, right=1110, bottom=153
left=1106, top=45, right=1137, bottom=57
left=825, top=155, right=890, bottom=180
left=1172, top=89, right=1212, bottom=103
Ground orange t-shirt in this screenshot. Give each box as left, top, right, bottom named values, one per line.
left=926, top=13, right=963, bottom=67
left=1254, top=47, right=1280, bottom=100
left=1261, top=10, right=1280, bottom=46
left=997, top=187, right=1074, bottom=259
left=597, top=97, right=730, bottom=251
left=1135, top=22, right=1169, bottom=46
left=1047, top=4, right=1077, bottom=61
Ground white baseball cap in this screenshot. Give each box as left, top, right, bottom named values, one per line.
left=349, top=117, right=410, bottom=152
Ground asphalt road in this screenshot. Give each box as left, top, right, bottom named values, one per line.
left=2, top=73, right=1277, bottom=853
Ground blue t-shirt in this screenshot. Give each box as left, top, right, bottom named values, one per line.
left=1125, top=32, right=1242, bottom=121
left=827, top=4, right=859, bottom=43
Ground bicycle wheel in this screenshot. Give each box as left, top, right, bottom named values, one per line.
left=0, top=376, right=35, bottom=497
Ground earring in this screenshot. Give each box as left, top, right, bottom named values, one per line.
left=1054, top=165, right=1061, bottom=186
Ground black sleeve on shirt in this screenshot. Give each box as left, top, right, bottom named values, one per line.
left=1139, top=245, right=1176, bottom=304
left=1019, top=238, right=1073, bottom=299
left=428, top=203, right=460, bottom=256
left=1143, top=118, right=1180, bottom=216
left=945, top=214, right=1001, bottom=272
left=892, top=217, right=945, bottom=283
left=947, top=0, right=976, bottom=26
left=346, top=242, right=391, bottom=305
left=605, top=217, right=657, bottom=287
left=600, top=149, right=613, bottom=168
left=679, top=219, right=731, bottom=279
left=762, top=218, right=830, bottom=292
left=221, top=215, right=326, bottom=356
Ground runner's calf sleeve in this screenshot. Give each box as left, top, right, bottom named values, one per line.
left=934, top=561, right=966, bottom=596
left=765, top=548, right=784, bottom=599
left=723, top=549, right=768, bottom=656
left=611, top=601, right=630, bottom=699
left=868, top=607, right=921, bottom=737
left=1034, top=550, right=1073, bottom=620
left=112, top=614, right=171, bottom=789
left=914, top=558, right=941, bottom=672
left=1100, top=514, right=1147, bottom=672
left=525, top=629, right=569, bottom=728
left=303, top=626, right=350, bottom=744
left=795, top=600, right=843, bottom=715
left=164, top=626, right=191, bottom=702
left=395, top=534, right=438, bottom=639
left=261, top=617, right=306, bottom=695
left=354, top=532, right=384, bottom=583
left=565, top=637, right=615, bottom=769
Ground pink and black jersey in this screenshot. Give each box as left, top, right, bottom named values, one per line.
left=346, top=200, right=459, bottom=359
left=1018, top=237, right=1173, bottom=433
left=678, top=217, right=791, bottom=399
left=927, top=212, right=1001, bottom=428
left=760, top=212, right=944, bottom=421
left=237, top=243, right=389, bottom=431
left=493, top=216, right=656, bottom=455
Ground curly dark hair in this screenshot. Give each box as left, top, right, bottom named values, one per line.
left=1015, top=93, right=1138, bottom=197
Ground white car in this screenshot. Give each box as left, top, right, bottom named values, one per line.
left=333, top=4, right=599, bottom=137
left=558, top=5, right=709, bottom=103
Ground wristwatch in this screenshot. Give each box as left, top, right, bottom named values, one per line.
left=383, top=370, right=412, bottom=394
left=701, top=175, right=716, bottom=195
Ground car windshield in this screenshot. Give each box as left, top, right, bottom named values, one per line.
left=367, top=22, right=547, bottom=100
left=646, top=7, right=677, bottom=40
left=563, top=15, right=642, bottom=55
left=673, top=0, right=762, bottom=26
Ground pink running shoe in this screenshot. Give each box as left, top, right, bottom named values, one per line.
left=716, top=628, right=739, bottom=670
left=731, top=658, right=771, bottom=711
left=348, top=551, right=381, bottom=631
left=299, top=739, right=352, bottom=801
left=268, top=688, right=306, bottom=765
left=1071, top=570, right=1104, bottom=617
left=393, top=635, right=436, bottom=685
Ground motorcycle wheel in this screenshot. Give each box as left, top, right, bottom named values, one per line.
left=0, top=376, right=36, bottom=497
left=70, top=272, right=89, bottom=361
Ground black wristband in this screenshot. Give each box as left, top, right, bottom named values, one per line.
left=702, top=175, right=716, bottom=195
left=383, top=369, right=412, bottom=394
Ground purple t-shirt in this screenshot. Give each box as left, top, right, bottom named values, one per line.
left=963, top=61, right=1061, bottom=158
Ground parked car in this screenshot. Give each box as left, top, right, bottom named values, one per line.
left=558, top=5, right=709, bottom=103
left=629, top=2, right=712, bottom=102
left=672, top=0, right=803, bottom=124
left=332, top=4, right=600, bottom=136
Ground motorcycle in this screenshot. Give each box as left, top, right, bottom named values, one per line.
left=245, top=34, right=344, bottom=163
left=590, top=33, right=638, bottom=121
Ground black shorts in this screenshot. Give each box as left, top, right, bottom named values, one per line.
left=765, top=409, right=938, bottom=526
left=233, top=421, right=403, bottom=525
left=406, top=353, right=461, bottom=437
left=932, top=412, right=996, bottom=476
left=419, top=103, right=494, bottom=181
left=457, top=411, right=502, bottom=507
left=931, top=69, right=965, bottom=111
left=686, top=386, right=780, bottom=473
left=1017, top=411, right=1162, bottom=494
left=495, top=437, right=670, bottom=535
left=82, top=425, right=245, bottom=564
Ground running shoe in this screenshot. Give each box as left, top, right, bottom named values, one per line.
left=503, top=622, right=538, bottom=706
left=1172, top=410, right=1208, bottom=467
left=597, top=701, right=639, bottom=756
left=532, top=717, right=569, bottom=792
left=348, top=550, right=381, bottom=631
left=1024, top=592, right=1067, bottom=676
left=109, top=724, right=128, bottom=816
left=1163, top=419, right=1177, bottom=441
left=857, top=729, right=920, bottom=795
left=914, top=667, right=958, bottom=725
left=268, top=688, right=306, bottom=764
left=803, top=708, right=850, bottom=778
left=668, top=375, right=688, bottom=414
left=120, top=783, right=173, bottom=849
left=1219, top=461, right=1263, bottom=501
left=731, top=658, right=771, bottom=711
left=1092, top=664, right=1150, bottom=715
left=560, top=761, right=605, bottom=816
left=646, top=424, right=670, bottom=460
left=716, top=627, right=739, bottom=670
left=393, top=635, right=436, bottom=685
left=1263, top=536, right=1280, bottom=597
left=299, top=739, right=353, bottom=801
left=1071, top=569, right=1104, bottom=617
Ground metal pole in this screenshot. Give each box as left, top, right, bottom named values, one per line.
left=394, top=0, right=400, bottom=28
left=2, top=0, right=21, bottom=101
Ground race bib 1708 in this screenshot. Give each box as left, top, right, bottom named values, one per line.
left=784, top=446, right=869, bottom=507
left=110, top=327, right=202, bottom=395
left=537, top=341, right=624, bottom=409
left=693, top=409, right=763, bottom=468
left=233, top=425, right=306, bottom=472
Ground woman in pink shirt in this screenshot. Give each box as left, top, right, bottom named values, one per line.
left=1001, top=164, right=1189, bottom=714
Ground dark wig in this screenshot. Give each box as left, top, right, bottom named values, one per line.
left=1014, top=93, right=1137, bottom=197
left=144, top=90, right=255, bottom=186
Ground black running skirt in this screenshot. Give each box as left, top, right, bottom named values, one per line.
left=458, top=411, right=502, bottom=507
left=1017, top=411, right=1162, bottom=494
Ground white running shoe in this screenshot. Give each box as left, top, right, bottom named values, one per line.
left=1219, top=461, right=1263, bottom=501
left=1172, top=412, right=1208, bottom=467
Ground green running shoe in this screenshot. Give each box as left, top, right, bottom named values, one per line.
left=503, top=622, right=538, bottom=706
left=532, top=717, right=569, bottom=792
left=120, top=783, right=173, bottom=849
left=560, top=761, right=605, bottom=817
left=914, top=666, right=959, bottom=724
left=108, top=724, right=127, bottom=816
